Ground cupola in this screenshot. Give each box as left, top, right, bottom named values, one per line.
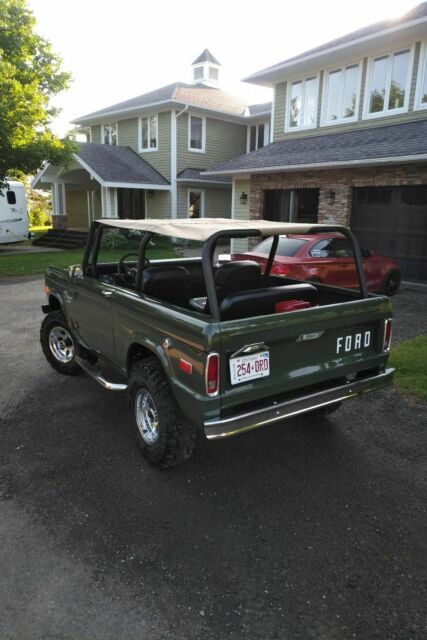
left=191, top=49, right=221, bottom=86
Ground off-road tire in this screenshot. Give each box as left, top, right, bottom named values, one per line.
left=128, top=357, right=196, bottom=468
left=40, top=310, right=82, bottom=375
left=382, top=270, right=401, bottom=296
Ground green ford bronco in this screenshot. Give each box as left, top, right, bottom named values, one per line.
left=40, top=218, right=394, bottom=467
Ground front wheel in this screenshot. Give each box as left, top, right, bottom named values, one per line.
left=40, top=310, right=82, bottom=375
left=128, top=357, right=196, bottom=467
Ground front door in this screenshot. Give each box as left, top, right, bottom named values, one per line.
left=117, top=188, right=145, bottom=219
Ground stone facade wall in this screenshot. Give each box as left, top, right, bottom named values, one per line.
left=249, top=163, right=427, bottom=225
left=52, top=215, right=67, bottom=230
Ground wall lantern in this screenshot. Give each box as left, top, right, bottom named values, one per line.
left=240, top=192, right=248, bottom=205
left=325, top=190, right=335, bottom=205
left=147, top=190, right=155, bottom=198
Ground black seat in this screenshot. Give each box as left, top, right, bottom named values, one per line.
left=219, top=284, right=318, bottom=320
left=214, top=261, right=262, bottom=302
left=142, top=266, right=190, bottom=307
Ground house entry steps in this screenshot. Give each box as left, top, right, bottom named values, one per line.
left=32, top=229, right=89, bottom=250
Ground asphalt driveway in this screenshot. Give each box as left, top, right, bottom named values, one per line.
left=0, top=277, right=426, bottom=640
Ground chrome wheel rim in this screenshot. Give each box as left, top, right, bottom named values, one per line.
left=135, top=389, right=160, bottom=445
left=48, top=326, right=75, bottom=363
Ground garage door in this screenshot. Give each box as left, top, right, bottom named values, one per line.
left=351, top=186, right=427, bottom=282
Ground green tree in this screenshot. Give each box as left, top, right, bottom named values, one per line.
left=0, top=0, right=77, bottom=190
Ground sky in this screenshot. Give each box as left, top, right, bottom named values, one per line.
left=26, top=0, right=421, bottom=136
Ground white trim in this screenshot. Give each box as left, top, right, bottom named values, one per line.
left=89, top=127, right=93, bottom=143
left=187, top=188, right=205, bottom=218
left=176, top=178, right=231, bottom=186
left=284, top=73, right=320, bottom=132
left=103, top=182, right=171, bottom=190
left=270, top=91, right=275, bottom=142
left=62, top=183, right=67, bottom=216
left=73, top=100, right=254, bottom=126
left=231, top=178, right=236, bottom=219
left=362, top=45, right=414, bottom=120
left=138, top=114, right=159, bottom=152
left=204, top=153, right=427, bottom=175
left=414, top=40, right=427, bottom=111
left=320, top=61, right=362, bottom=127
left=31, top=161, right=51, bottom=188
left=188, top=114, right=206, bottom=153
left=87, top=191, right=91, bottom=227
left=171, top=110, right=177, bottom=219
left=243, top=14, right=427, bottom=86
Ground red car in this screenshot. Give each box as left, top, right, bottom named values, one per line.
left=232, top=234, right=401, bottom=295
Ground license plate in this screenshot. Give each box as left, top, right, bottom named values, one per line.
left=230, top=351, right=270, bottom=385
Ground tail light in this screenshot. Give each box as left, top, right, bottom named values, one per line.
left=205, top=353, right=220, bottom=396
left=271, top=263, right=290, bottom=277
left=383, top=319, right=392, bottom=352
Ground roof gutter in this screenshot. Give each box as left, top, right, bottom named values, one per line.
left=204, top=153, right=427, bottom=176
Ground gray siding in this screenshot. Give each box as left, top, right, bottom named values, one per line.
left=176, top=185, right=231, bottom=219
left=117, top=118, right=138, bottom=152
left=177, top=114, right=247, bottom=173
left=272, top=40, right=426, bottom=143
left=146, top=190, right=171, bottom=219
left=91, top=125, right=101, bottom=143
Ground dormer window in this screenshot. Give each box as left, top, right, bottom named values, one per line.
left=364, top=48, right=412, bottom=118
left=193, top=66, right=204, bottom=81
left=286, top=75, right=319, bottom=131
left=209, top=67, right=218, bottom=81
left=102, top=123, right=117, bottom=145
left=322, top=64, right=360, bottom=125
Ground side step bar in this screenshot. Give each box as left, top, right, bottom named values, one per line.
left=75, top=355, right=128, bottom=392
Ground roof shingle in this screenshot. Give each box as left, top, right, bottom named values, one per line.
left=205, top=120, right=427, bottom=174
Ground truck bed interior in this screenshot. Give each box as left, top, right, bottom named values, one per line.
left=96, top=258, right=363, bottom=320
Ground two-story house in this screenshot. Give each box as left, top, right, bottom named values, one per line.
left=33, top=50, right=271, bottom=237
left=207, top=4, right=427, bottom=282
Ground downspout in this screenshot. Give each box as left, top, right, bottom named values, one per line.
left=171, top=104, right=189, bottom=219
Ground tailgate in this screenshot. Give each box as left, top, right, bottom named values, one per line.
left=219, top=297, right=391, bottom=411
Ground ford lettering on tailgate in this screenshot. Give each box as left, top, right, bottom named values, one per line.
left=336, top=331, right=371, bottom=355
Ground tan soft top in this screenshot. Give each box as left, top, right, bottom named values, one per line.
left=98, top=218, right=344, bottom=242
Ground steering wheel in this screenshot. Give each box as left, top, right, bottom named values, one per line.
left=117, top=252, right=140, bottom=282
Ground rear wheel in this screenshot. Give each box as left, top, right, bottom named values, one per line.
left=128, top=357, right=196, bottom=467
left=382, top=270, right=401, bottom=296
left=40, top=310, right=81, bottom=375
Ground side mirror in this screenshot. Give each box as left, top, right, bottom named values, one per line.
left=68, top=264, right=82, bottom=278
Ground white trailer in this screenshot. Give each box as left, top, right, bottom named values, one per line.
left=0, top=181, right=29, bottom=244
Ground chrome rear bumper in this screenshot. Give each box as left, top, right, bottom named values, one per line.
left=204, top=368, right=394, bottom=440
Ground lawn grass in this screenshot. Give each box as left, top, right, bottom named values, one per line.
left=389, top=335, right=427, bottom=402
left=0, top=248, right=177, bottom=277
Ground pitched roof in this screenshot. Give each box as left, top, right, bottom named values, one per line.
left=247, top=102, right=272, bottom=117
left=245, top=2, right=427, bottom=84
left=192, top=49, right=220, bottom=65
left=205, top=120, right=427, bottom=175
left=77, top=143, right=169, bottom=185
left=73, top=82, right=248, bottom=123
left=177, top=168, right=232, bottom=184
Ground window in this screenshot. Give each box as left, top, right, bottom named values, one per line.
left=248, top=122, right=270, bottom=152
left=322, top=64, right=360, bottom=124
left=102, top=123, right=117, bottom=145
left=364, top=48, right=412, bottom=118
left=193, top=66, right=203, bottom=81
left=286, top=75, right=318, bottom=130
left=415, top=41, right=427, bottom=110
left=6, top=191, right=16, bottom=205
left=139, top=115, right=158, bottom=151
left=209, top=66, right=219, bottom=81
left=188, top=115, right=205, bottom=152
left=354, top=188, right=392, bottom=205
left=310, top=238, right=354, bottom=259
left=188, top=190, right=204, bottom=218
left=254, top=237, right=308, bottom=257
